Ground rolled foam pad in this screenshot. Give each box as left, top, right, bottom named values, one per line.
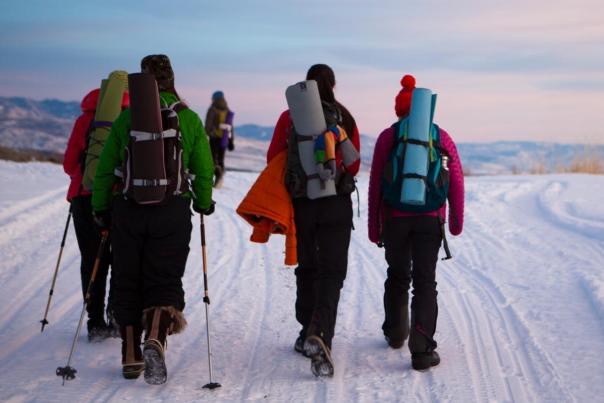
left=126, top=73, right=166, bottom=204
left=82, top=71, right=128, bottom=190
left=285, top=80, right=326, bottom=136
left=286, top=80, right=336, bottom=199
left=401, top=88, right=434, bottom=205
left=128, top=73, right=162, bottom=132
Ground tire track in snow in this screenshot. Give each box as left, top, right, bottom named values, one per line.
left=537, top=179, right=604, bottom=241
left=443, top=179, right=576, bottom=402
left=437, top=269, right=488, bottom=403
left=0, top=187, right=66, bottom=226
left=0, top=194, right=69, bottom=250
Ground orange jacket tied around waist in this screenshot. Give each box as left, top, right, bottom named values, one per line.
left=236, top=150, right=297, bottom=265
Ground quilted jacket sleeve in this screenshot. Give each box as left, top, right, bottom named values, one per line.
left=440, top=129, right=464, bottom=235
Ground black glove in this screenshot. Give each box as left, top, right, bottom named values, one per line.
left=227, top=138, right=234, bottom=151
left=193, top=201, right=215, bottom=216
left=93, top=210, right=111, bottom=232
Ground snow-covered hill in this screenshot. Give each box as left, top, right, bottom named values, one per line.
left=0, top=160, right=602, bottom=402
left=0, top=97, right=78, bottom=152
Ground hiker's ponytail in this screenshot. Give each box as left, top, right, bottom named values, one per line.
left=306, top=64, right=357, bottom=142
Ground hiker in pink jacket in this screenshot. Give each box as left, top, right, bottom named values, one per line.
left=367, top=74, right=464, bottom=371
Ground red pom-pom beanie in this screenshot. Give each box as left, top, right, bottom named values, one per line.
left=395, top=74, right=416, bottom=117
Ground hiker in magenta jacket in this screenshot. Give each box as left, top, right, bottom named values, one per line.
left=367, top=74, right=464, bottom=371
left=63, top=87, right=129, bottom=340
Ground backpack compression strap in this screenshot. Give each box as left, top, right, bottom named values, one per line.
left=129, top=129, right=178, bottom=142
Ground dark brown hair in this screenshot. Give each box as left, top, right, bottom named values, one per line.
left=306, top=64, right=357, bottom=141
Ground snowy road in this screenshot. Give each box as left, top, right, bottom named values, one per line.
left=0, top=160, right=603, bottom=402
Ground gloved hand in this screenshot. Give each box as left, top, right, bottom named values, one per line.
left=193, top=200, right=216, bottom=216
left=227, top=138, right=234, bottom=151
left=93, top=210, right=111, bottom=232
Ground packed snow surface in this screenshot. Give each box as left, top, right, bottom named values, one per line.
left=0, top=160, right=602, bottom=402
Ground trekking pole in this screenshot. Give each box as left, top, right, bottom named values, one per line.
left=56, top=230, right=109, bottom=385
left=40, top=204, right=73, bottom=332
left=200, top=215, right=221, bottom=390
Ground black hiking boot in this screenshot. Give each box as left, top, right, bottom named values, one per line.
left=120, top=325, right=144, bottom=379
left=384, top=333, right=404, bottom=349
left=411, top=351, right=440, bottom=371
left=383, top=304, right=409, bottom=349
left=142, top=306, right=187, bottom=385
left=384, top=322, right=408, bottom=349
left=304, top=335, right=334, bottom=377
left=294, top=335, right=311, bottom=357
left=87, top=318, right=110, bottom=342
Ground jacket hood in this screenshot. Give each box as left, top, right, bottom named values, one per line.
left=81, top=89, right=100, bottom=113
left=80, top=88, right=130, bottom=113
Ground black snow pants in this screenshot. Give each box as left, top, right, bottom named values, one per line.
left=71, top=195, right=111, bottom=323
left=210, top=137, right=226, bottom=180
left=110, top=196, right=192, bottom=326
left=293, top=194, right=353, bottom=349
left=382, top=215, right=442, bottom=354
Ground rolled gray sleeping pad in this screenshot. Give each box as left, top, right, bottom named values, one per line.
left=126, top=73, right=167, bottom=204
left=285, top=80, right=336, bottom=200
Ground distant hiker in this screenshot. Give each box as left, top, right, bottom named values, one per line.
left=367, top=75, right=465, bottom=371
left=267, top=64, right=361, bottom=377
left=91, top=54, right=215, bottom=384
left=205, top=90, right=235, bottom=188
left=63, top=85, right=129, bottom=341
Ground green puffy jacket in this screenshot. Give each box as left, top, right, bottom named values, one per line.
left=92, top=92, right=214, bottom=212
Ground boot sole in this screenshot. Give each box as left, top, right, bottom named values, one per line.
left=304, top=336, right=334, bottom=377
left=123, top=362, right=144, bottom=380
left=143, top=342, right=167, bottom=385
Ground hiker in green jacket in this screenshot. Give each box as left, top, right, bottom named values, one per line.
left=91, top=54, right=214, bottom=384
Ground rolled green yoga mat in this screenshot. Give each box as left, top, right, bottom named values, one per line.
left=82, top=70, right=128, bottom=190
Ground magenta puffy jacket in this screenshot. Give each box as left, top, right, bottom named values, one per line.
left=367, top=126, right=465, bottom=244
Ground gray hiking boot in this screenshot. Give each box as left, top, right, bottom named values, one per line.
left=304, top=335, right=334, bottom=377
left=294, top=335, right=311, bottom=357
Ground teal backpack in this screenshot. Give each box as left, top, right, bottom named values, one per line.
left=382, top=118, right=450, bottom=213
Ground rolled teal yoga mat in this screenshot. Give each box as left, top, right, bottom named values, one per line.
left=401, top=88, right=434, bottom=205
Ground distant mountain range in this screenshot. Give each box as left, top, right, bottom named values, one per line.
left=1, top=96, right=602, bottom=174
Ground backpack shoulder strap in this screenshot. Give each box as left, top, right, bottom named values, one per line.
left=391, top=119, right=409, bottom=145
left=431, top=123, right=448, bottom=155
left=170, top=101, right=188, bottom=113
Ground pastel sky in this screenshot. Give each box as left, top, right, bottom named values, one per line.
left=1, top=0, right=603, bottom=143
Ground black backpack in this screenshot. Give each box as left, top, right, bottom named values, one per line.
left=116, top=102, right=191, bottom=205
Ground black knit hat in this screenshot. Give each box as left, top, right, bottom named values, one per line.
left=140, top=54, right=175, bottom=91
